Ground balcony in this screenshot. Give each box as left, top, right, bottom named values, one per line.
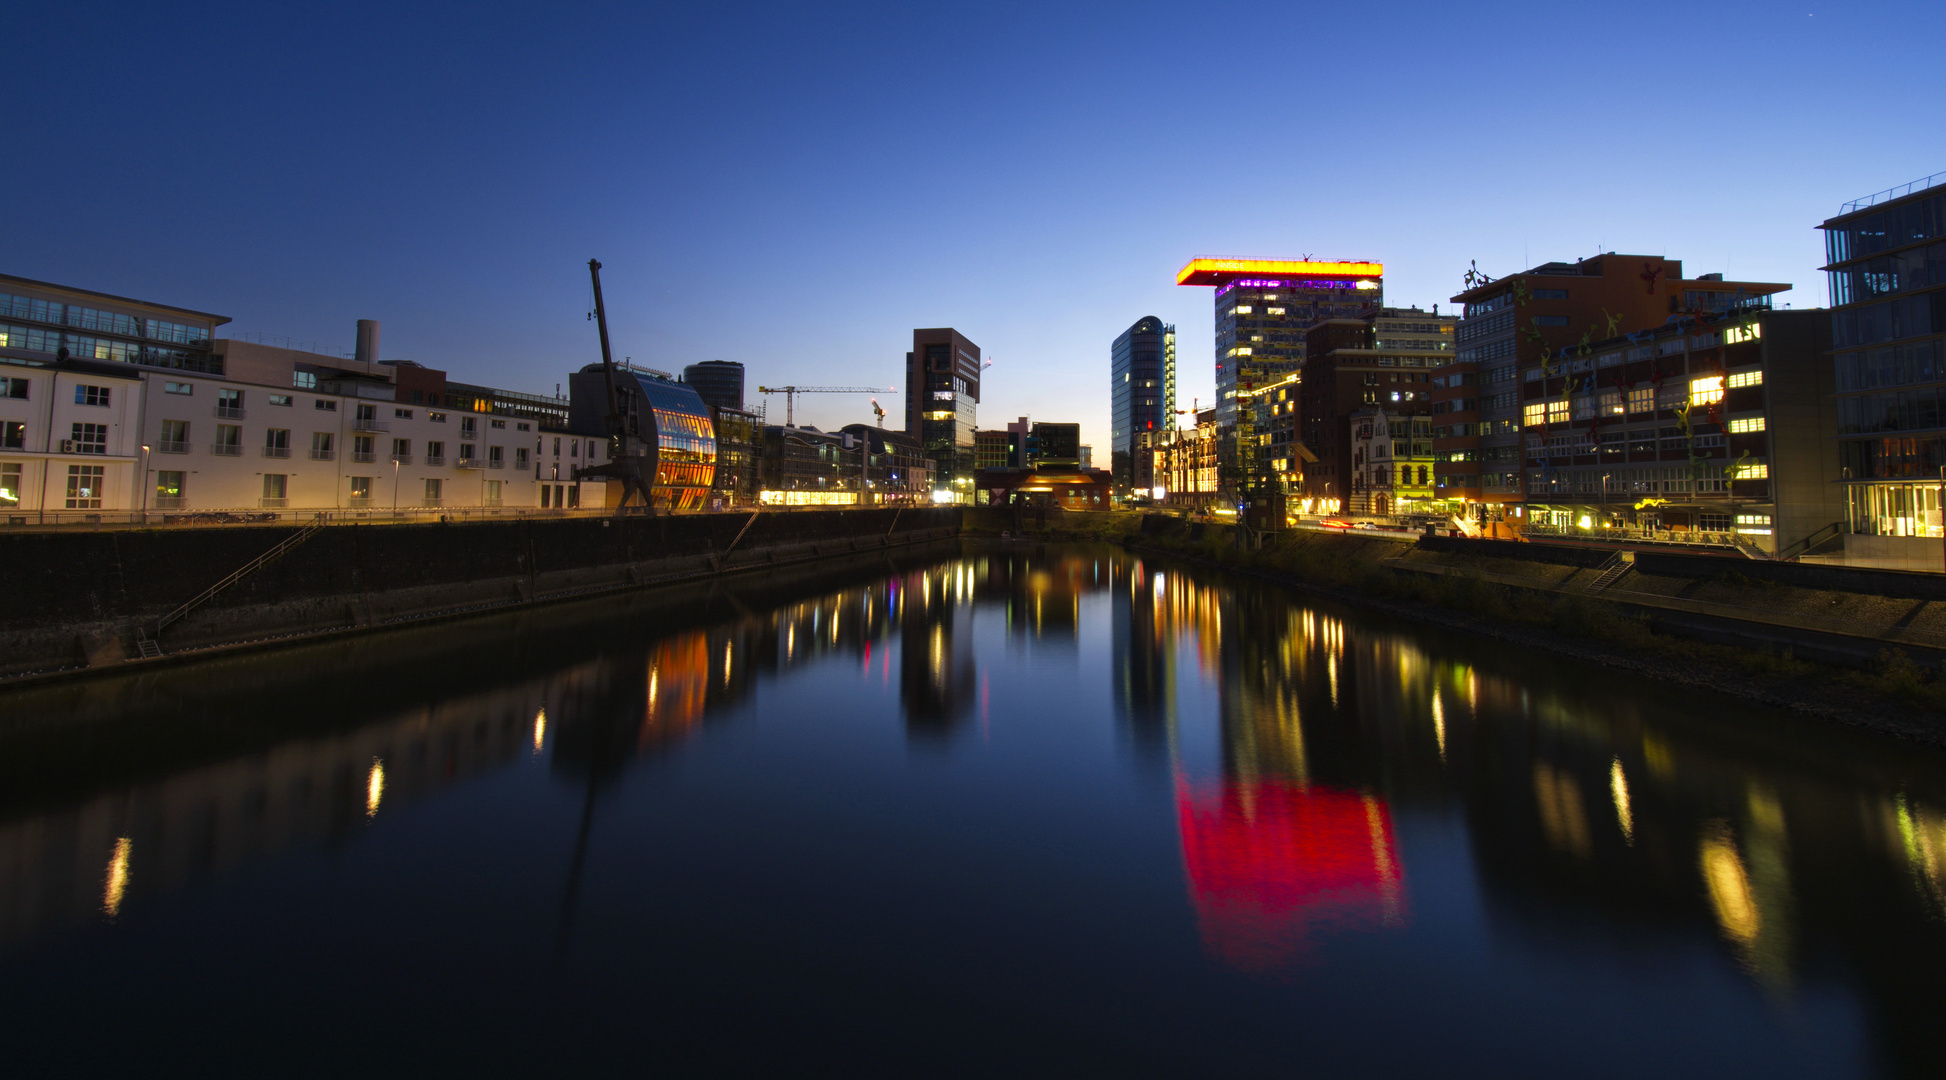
left=391, top=454, right=413, bottom=466
left=215, top=405, right=245, bottom=420
left=455, top=457, right=485, bottom=469
left=153, top=496, right=186, bottom=510
left=259, top=498, right=288, bottom=508
left=211, top=443, right=242, bottom=456
left=424, top=455, right=446, bottom=467
left=352, top=451, right=377, bottom=463
left=262, top=446, right=291, bottom=458
left=156, top=440, right=190, bottom=454
left=488, top=457, right=505, bottom=469
left=310, top=448, right=336, bottom=461
left=352, top=417, right=390, bottom=433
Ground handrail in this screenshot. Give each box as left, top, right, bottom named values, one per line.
left=155, top=513, right=327, bottom=635
left=1840, top=171, right=1946, bottom=215
left=1776, top=520, right=1846, bottom=562
left=722, top=510, right=762, bottom=557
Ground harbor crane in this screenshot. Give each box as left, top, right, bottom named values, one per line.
left=572, top=259, right=657, bottom=514
left=755, top=385, right=896, bottom=427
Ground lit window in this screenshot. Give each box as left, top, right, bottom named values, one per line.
left=1235, top=305, right=1253, bottom=315
left=1689, top=375, right=1724, bottom=406
left=1523, top=402, right=1546, bottom=427
left=1546, top=399, right=1569, bottom=423
left=1727, top=417, right=1766, bottom=433
left=1734, top=462, right=1768, bottom=479
left=164, top=381, right=192, bottom=395
left=1726, top=370, right=1763, bottom=388
left=1266, top=307, right=1285, bottom=316
left=1263, top=294, right=1278, bottom=301
left=1627, top=388, right=1654, bottom=413
left=1233, top=347, right=1252, bottom=356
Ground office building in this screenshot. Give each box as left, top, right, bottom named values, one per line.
left=568, top=364, right=716, bottom=510
left=975, top=428, right=1011, bottom=470
left=1516, top=308, right=1838, bottom=555
left=1176, top=258, right=1383, bottom=493
left=905, top=328, right=981, bottom=502
left=1819, top=172, right=1946, bottom=568
left=682, top=361, right=746, bottom=413
left=1349, top=408, right=1435, bottom=516
left=1110, top=316, right=1175, bottom=492
left=1154, top=408, right=1219, bottom=508
left=1031, top=422, right=1080, bottom=466
left=710, top=404, right=763, bottom=506
left=1295, top=308, right=1450, bottom=513
left=757, top=424, right=931, bottom=505
left=1441, top=254, right=1787, bottom=531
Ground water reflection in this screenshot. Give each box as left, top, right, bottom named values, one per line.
left=5, top=545, right=1946, bottom=1073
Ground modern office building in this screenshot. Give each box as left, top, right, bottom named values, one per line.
left=709, top=404, right=763, bottom=506
left=1295, top=313, right=1446, bottom=513
left=1516, top=308, right=1839, bottom=555
left=1819, top=172, right=1946, bottom=568
left=904, top=328, right=981, bottom=502
left=1031, top=421, right=1080, bottom=466
left=1110, top=316, right=1175, bottom=492
left=1176, top=258, right=1383, bottom=494
left=682, top=360, right=746, bottom=413
left=975, top=428, right=1011, bottom=470
left=568, top=364, right=716, bottom=510
left=757, top=424, right=931, bottom=505
left=1440, top=254, right=1788, bottom=531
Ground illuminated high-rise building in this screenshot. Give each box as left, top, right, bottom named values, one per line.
left=904, top=328, right=981, bottom=501
left=1177, top=259, right=1382, bottom=492
left=1110, top=316, right=1175, bottom=493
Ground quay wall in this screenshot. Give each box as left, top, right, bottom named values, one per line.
left=0, top=507, right=961, bottom=679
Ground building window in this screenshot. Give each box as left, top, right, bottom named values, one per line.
left=155, top=470, right=184, bottom=508
left=262, top=474, right=288, bottom=506
left=392, top=438, right=411, bottom=459
left=1, top=422, right=21, bottom=449
left=484, top=479, right=502, bottom=506
left=490, top=419, right=506, bottom=429
left=489, top=445, right=504, bottom=468
left=1726, top=369, right=1764, bottom=388
left=0, top=377, right=28, bottom=399
left=1626, top=388, right=1654, bottom=414
left=65, top=464, right=104, bottom=508
left=214, top=424, right=242, bottom=455
left=264, top=428, right=291, bottom=457
left=1533, top=289, right=1569, bottom=300
left=269, top=394, right=293, bottom=407
left=294, top=371, right=318, bottom=389
left=1734, top=462, right=1769, bottom=480
left=1727, top=417, right=1766, bottom=434
left=350, top=476, right=373, bottom=502
left=0, top=462, right=19, bottom=506
left=426, top=440, right=445, bottom=464
left=1689, top=375, right=1725, bottom=407
left=429, top=411, right=446, bottom=422
left=515, top=447, right=530, bottom=469
left=460, top=417, right=476, bottom=437
left=458, top=443, right=476, bottom=462
left=159, top=419, right=190, bottom=453
left=516, top=422, right=530, bottom=432
left=164, top=381, right=192, bottom=396
left=217, top=388, right=244, bottom=418
left=315, top=398, right=337, bottom=411
left=353, top=434, right=375, bottom=463
left=312, top=432, right=335, bottom=460
left=70, top=423, right=108, bottom=454
left=424, top=478, right=442, bottom=504
left=1523, top=402, right=1546, bottom=427
left=74, top=384, right=111, bottom=407
left=395, top=408, right=413, bottom=419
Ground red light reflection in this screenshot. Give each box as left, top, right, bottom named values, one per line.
left=1176, top=778, right=1406, bottom=972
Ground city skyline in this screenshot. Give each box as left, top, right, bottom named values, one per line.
left=7, top=1, right=1940, bottom=451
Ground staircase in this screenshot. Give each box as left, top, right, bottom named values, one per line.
left=1583, top=552, right=1633, bottom=593
left=134, top=629, right=163, bottom=660
left=155, top=515, right=328, bottom=636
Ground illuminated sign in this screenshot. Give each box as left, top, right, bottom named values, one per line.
left=1179, top=258, right=1384, bottom=287
left=1725, top=323, right=1762, bottom=345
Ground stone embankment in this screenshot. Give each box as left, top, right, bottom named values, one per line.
left=1, top=507, right=960, bottom=683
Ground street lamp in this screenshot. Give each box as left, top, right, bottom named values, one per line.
left=1601, top=473, right=1611, bottom=528
left=139, top=444, right=151, bottom=525
left=392, top=457, right=401, bottom=518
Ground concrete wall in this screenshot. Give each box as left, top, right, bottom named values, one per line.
left=0, top=506, right=961, bottom=676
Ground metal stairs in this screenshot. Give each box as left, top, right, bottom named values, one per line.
left=154, top=515, right=327, bottom=636
left=1583, top=552, right=1633, bottom=593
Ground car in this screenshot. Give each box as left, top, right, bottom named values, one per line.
left=1319, top=518, right=1353, bottom=529
left=1352, top=521, right=1380, bottom=530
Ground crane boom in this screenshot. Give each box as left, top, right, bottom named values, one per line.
left=754, top=385, right=896, bottom=427
left=573, top=259, right=656, bottom=513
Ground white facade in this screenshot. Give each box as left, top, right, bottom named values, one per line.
left=2, top=351, right=608, bottom=521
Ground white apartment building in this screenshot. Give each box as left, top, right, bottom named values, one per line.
left=0, top=275, right=606, bottom=522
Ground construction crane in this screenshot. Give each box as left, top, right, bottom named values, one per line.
left=755, top=385, right=895, bottom=427
left=870, top=397, right=886, bottom=427
left=571, top=259, right=656, bottom=514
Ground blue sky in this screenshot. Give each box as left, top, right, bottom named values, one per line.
left=7, top=1, right=1942, bottom=445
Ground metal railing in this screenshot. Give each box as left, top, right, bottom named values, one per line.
left=260, top=497, right=289, bottom=508
left=488, top=458, right=505, bottom=469
left=211, top=443, right=242, bottom=456
left=425, top=455, right=446, bottom=466
left=390, top=454, right=412, bottom=466
left=154, top=514, right=327, bottom=635
left=157, top=440, right=190, bottom=454
left=262, top=445, right=291, bottom=458
left=215, top=406, right=245, bottom=420
left=1841, top=170, right=1946, bottom=214
left=310, top=448, right=336, bottom=461
left=352, top=417, right=389, bottom=432
left=456, top=457, right=485, bottom=469
left=351, top=451, right=377, bottom=463
left=153, top=496, right=186, bottom=509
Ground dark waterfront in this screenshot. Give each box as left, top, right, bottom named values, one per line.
left=4, top=543, right=1946, bottom=1077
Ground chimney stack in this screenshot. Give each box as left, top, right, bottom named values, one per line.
left=355, top=319, right=380, bottom=367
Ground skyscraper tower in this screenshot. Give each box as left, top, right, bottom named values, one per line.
left=681, top=360, right=745, bottom=412
left=1177, top=258, right=1383, bottom=492
left=904, top=328, right=981, bottom=501
left=1111, top=316, right=1175, bottom=493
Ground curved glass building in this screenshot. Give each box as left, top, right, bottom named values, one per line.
left=569, top=365, right=717, bottom=509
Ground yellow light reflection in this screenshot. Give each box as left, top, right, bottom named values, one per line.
left=1533, top=762, right=1592, bottom=859
left=1431, top=693, right=1446, bottom=761
left=724, top=640, right=734, bottom=687
left=1610, top=758, right=1633, bottom=844
left=532, top=708, right=546, bottom=754
left=1701, top=827, right=1760, bottom=947
left=102, top=836, right=131, bottom=917
left=366, top=757, right=386, bottom=818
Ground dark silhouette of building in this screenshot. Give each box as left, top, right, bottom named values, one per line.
left=905, top=328, right=981, bottom=501
left=682, top=360, right=745, bottom=412
left=1111, top=316, right=1175, bottom=492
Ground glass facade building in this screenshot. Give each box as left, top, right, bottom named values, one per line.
left=905, top=328, right=981, bottom=501
left=1821, top=174, right=1946, bottom=540
left=568, top=365, right=717, bottom=510
left=1110, top=316, right=1174, bottom=493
